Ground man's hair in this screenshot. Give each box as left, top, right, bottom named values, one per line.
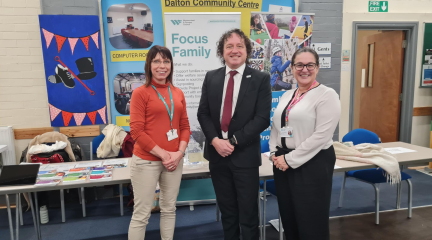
left=303, top=17, right=306, bottom=20
left=291, top=47, right=319, bottom=66
left=216, top=29, right=252, bottom=66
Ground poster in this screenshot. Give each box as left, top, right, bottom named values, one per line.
left=248, top=12, right=315, bottom=152
left=165, top=12, right=241, bottom=153
left=39, top=15, right=107, bottom=127
left=101, top=0, right=295, bottom=130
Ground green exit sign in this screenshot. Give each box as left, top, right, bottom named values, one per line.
left=369, top=1, right=388, bottom=12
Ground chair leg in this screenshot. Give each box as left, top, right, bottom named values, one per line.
left=338, top=172, right=347, bottom=208
left=407, top=179, right=412, bottom=219
left=373, top=184, right=380, bottom=225
left=396, top=182, right=402, bottom=209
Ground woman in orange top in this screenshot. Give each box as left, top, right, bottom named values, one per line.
left=128, top=45, right=190, bottom=240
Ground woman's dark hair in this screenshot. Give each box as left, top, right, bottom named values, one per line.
left=144, top=45, right=174, bottom=87
left=250, top=14, right=259, bottom=27
left=216, top=29, right=252, bottom=66
left=291, top=47, right=319, bottom=66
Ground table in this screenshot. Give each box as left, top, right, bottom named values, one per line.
left=3, top=142, right=432, bottom=240
left=260, top=141, right=432, bottom=240
left=123, top=29, right=154, bottom=42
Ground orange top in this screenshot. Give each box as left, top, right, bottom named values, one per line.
left=130, top=80, right=190, bottom=161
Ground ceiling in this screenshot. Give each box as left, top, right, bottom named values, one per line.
left=108, top=3, right=149, bottom=13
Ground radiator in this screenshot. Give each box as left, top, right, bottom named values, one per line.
left=112, top=26, right=122, bottom=35
left=0, top=126, right=17, bottom=165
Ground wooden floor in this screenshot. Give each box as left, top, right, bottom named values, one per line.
left=266, top=206, right=432, bottom=240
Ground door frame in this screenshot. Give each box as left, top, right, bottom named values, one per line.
left=349, top=22, right=419, bottom=143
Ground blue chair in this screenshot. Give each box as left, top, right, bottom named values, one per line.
left=338, top=128, right=412, bottom=224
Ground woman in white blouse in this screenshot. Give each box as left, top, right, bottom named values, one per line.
left=269, top=47, right=340, bottom=240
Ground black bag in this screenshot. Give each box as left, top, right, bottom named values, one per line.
left=70, top=141, right=86, bottom=161
left=35, top=149, right=71, bottom=162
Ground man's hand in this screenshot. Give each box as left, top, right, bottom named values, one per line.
left=212, top=138, right=234, bottom=157
left=272, top=155, right=289, bottom=171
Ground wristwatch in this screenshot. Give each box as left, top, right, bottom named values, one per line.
left=228, top=137, right=237, bottom=146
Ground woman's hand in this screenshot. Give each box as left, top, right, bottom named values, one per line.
left=272, top=155, right=289, bottom=171
left=165, top=151, right=183, bottom=171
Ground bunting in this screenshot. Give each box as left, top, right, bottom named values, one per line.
left=90, top=32, right=99, bottom=49
left=49, top=104, right=106, bottom=126
left=41, top=29, right=100, bottom=54
left=80, top=36, right=90, bottom=51
left=68, top=38, right=79, bottom=55
left=87, top=111, right=97, bottom=125
left=97, top=106, right=107, bottom=124
left=49, top=104, right=61, bottom=121
left=42, top=28, right=54, bottom=49
left=73, top=113, right=86, bottom=126
left=62, top=111, right=73, bottom=127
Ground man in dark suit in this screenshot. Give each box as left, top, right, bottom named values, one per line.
left=197, top=29, right=272, bottom=240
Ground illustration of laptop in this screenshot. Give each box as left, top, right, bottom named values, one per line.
left=0, top=164, right=40, bottom=187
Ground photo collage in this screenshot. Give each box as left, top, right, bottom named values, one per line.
left=249, top=13, right=314, bottom=91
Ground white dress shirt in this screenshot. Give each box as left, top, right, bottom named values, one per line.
left=220, top=63, right=246, bottom=139
left=269, top=84, right=341, bottom=169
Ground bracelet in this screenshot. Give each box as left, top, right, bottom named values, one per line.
left=178, top=150, right=185, bottom=156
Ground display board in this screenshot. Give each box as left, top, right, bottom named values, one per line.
left=39, top=15, right=107, bottom=127
left=421, top=23, right=432, bottom=87
left=101, top=0, right=295, bottom=130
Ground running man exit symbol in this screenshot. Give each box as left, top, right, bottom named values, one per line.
left=369, top=1, right=388, bottom=12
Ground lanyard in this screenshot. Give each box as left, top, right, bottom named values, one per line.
left=285, top=80, right=317, bottom=125
left=151, top=84, right=174, bottom=129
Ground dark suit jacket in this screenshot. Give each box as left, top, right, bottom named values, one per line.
left=197, top=66, right=272, bottom=168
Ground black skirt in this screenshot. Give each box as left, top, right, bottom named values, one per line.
left=273, top=146, right=336, bottom=240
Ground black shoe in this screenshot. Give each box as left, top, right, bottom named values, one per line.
left=48, top=75, right=61, bottom=84
left=56, top=64, right=75, bottom=88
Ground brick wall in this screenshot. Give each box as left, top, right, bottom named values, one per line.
left=0, top=0, right=49, bottom=128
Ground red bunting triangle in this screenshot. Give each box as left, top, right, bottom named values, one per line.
left=62, top=111, right=73, bottom=127
left=80, top=36, right=90, bottom=51
left=87, top=111, right=97, bottom=125
left=55, top=35, right=67, bottom=53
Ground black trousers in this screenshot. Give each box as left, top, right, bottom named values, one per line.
left=273, top=146, right=336, bottom=240
left=210, top=157, right=260, bottom=240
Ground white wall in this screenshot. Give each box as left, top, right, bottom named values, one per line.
left=107, top=10, right=153, bottom=38
left=341, top=0, right=432, bottom=147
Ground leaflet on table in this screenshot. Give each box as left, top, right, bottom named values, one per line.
left=384, top=147, right=417, bottom=154
left=90, top=174, right=113, bottom=181
left=38, top=172, right=65, bottom=180
left=74, top=161, right=103, bottom=168
left=90, top=169, right=112, bottom=175
left=35, top=179, right=61, bottom=187
left=103, top=159, right=128, bottom=168
left=62, top=172, right=88, bottom=184
left=68, top=167, right=91, bottom=173
left=39, top=163, right=76, bottom=172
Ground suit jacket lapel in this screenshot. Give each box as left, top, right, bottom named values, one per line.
left=215, top=67, right=226, bottom=127
left=233, top=67, right=252, bottom=115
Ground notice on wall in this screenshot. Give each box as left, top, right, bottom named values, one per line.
left=164, top=13, right=241, bottom=151
left=319, top=57, right=331, bottom=69
left=311, top=43, right=331, bottom=55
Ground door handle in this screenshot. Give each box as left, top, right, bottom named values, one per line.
left=367, top=43, right=375, bottom=87
left=361, top=69, right=366, bottom=88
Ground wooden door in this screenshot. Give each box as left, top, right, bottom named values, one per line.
left=359, top=31, right=405, bottom=142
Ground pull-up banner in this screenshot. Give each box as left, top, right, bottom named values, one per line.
left=165, top=12, right=241, bottom=151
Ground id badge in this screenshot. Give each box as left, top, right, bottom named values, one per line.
left=280, top=126, right=293, bottom=138
left=167, top=129, right=178, bottom=141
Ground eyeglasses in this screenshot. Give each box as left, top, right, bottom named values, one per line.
left=152, top=60, right=171, bottom=65
left=293, top=63, right=317, bottom=71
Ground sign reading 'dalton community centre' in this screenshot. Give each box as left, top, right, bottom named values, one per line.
left=165, top=0, right=260, bottom=8
left=369, top=1, right=388, bottom=12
